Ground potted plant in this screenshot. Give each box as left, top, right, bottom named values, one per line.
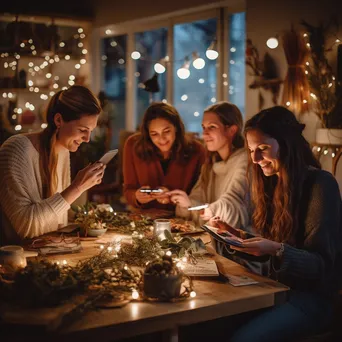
left=143, top=255, right=182, bottom=300
left=302, top=19, right=342, bottom=144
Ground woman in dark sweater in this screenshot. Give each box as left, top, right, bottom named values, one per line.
left=219, top=106, right=341, bottom=342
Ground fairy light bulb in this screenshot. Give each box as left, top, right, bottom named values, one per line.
left=192, top=52, right=205, bottom=70
left=131, top=51, right=141, bottom=60
left=190, top=291, right=197, bottom=298
left=132, top=290, right=139, bottom=300
left=266, top=37, right=279, bottom=49
left=154, top=62, right=165, bottom=74
left=206, top=40, right=218, bottom=60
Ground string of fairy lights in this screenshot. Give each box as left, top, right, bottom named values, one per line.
left=1, top=25, right=88, bottom=132
left=103, top=29, right=242, bottom=118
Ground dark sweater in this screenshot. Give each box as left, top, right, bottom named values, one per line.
left=271, top=168, right=342, bottom=298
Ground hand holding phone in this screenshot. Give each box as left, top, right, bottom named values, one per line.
left=139, top=188, right=163, bottom=193
left=98, top=149, right=118, bottom=165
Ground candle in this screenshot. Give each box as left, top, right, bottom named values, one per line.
left=153, top=219, right=171, bottom=241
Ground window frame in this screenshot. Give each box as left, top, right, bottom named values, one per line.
left=92, top=5, right=245, bottom=131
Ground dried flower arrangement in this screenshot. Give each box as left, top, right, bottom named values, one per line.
left=301, top=18, right=341, bottom=128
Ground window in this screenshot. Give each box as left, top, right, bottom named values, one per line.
left=135, top=28, right=167, bottom=127
left=173, top=18, right=217, bottom=133
left=98, top=8, right=246, bottom=134
left=228, top=12, right=246, bottom=115
left=102, top=35, right=127, bottom=147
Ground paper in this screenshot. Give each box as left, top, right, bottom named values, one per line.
left=227, top=274, right=259, bottom=286
left=182, top=259, right=219, bottom=277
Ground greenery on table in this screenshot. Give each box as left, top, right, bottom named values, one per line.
left=0, top=230, right=203, bottom=308
left=0, top=250, right=142, bottom=308
left=72, top=203, right=154, bottom=235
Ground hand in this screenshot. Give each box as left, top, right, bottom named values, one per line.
left=166, top=189, right=191, bottom=208
left=135, top=186, right=155, bottom=204
left=231, top=237, right=281, bottom=256
left=200, top=207, right=214, bottom=221
left=208, top=219, right=245, bottom=238
left=152, top=187, right=170, bottom=204
left=72, top=162, right=106, bottom=193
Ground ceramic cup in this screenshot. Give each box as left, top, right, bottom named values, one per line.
left=153, top=219, right=171, bottom=241
left=0, top=245, right=27, bottom=270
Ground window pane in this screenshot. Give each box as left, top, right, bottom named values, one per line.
left=135, top=28, right=167, bottom=126
left=102, top=35, right=127, bottom=148
left=174, top=18, right=217, bottom=134
left=228, top=12, right=246, bottom=116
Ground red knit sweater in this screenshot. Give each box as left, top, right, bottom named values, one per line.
left=123, top=133, right=205, bottom=210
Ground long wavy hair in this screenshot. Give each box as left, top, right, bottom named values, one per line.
left=201, top=101, right=245, bottom=189
left=135, top=102, right=194, bottom=162
left=39, top=85, right=101, bottom=198
left=244, top=106, right=321, bottom=243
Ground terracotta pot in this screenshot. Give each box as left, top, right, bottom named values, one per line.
left=144, top=273, right=182, bottom=299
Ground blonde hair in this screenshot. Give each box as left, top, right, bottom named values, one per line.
left=39, top=85, right=101, bottom=197
left=201, top=101, right=244, bottom=189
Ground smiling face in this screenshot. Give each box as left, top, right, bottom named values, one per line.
left=54, top=113, right=99, bottom=152
left=246, top=129, right=280, bottom=176
left=148, top=118, right=176, bottom=156
left=202, top=111, right=236, bottom=157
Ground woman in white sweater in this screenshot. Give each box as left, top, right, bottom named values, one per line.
left=167, top=101, right=250, bottom=230
left=0, top=85, right=105, bottom=245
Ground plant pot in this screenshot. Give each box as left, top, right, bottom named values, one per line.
left=87, top=228, right=107, bottom=237
left=316, top=128, right=342, bottom=145
left=144, top=273, right=182, bottom=299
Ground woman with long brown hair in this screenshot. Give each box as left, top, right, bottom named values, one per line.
left=167, top=101, right=250, bottom=229
left=0, top=85, right=104, bottom=244
left=219, top=106, right=341, bottom=342
left=123, top=102, right=205, bottom=210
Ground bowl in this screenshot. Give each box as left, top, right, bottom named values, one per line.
left=87, top=228, right=107, bottom=237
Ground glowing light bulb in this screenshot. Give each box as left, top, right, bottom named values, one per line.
left=132, top=290, right=139, bottom=300
left=177, top=67, right=190, bottom=79
left=154, top=63, right=165, bottom=74
left=266, top=37, right=279, bottom=49
left=206, top=49, right=218, bottom=60
left=190, top=291, right=197, bottom=298
left=131, top=51, right=141, bottom=60
left=193, top=57, right=205, bottom=69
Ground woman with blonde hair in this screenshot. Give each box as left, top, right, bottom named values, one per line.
left=167, top=101, right=250, bottom=230
left=0, top=85, right=104, bottom=244
left=123, top=102, right=205, bottom=210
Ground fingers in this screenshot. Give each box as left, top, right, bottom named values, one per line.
left=166, top=189, right=184, bottom=196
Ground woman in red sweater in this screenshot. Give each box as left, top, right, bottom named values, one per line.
left=123, top=102, right=205, bottom=210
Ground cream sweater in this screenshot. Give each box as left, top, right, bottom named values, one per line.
left=0, top=135, right=70, bottom=244
left=176, top=148, right=250, bottom=229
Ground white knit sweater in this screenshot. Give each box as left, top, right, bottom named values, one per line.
left=0, top=135, right=70, bottom=243
left=176, top=148, right=250, bottom=229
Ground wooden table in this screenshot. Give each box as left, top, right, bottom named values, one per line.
left=1, top=231, right=289, bottom=342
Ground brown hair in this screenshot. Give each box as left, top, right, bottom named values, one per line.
left=244, top=106, right=321, bottom=243
left=135, top=102, right=194, bottom=162
left=39, top=85, right=101, bottom=197
left=201, top=101, right=245, bottom=188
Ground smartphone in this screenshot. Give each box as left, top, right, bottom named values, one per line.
left=139, top=188, right=163, bottom=193
left=188, top=204, right=209, bottom=211
left=98, top=149, right=118, bottom=165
